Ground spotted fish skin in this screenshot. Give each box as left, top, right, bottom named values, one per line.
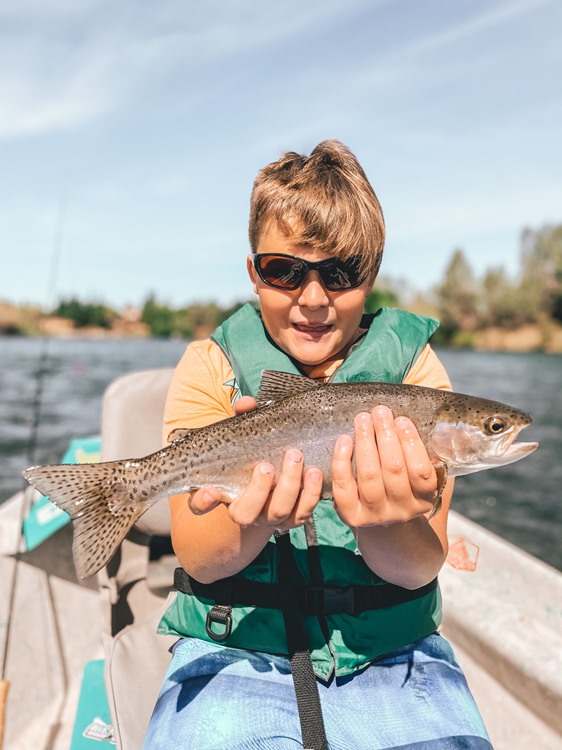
left=22, top=370, right=538, bottom=579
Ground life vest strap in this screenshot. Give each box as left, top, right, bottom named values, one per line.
left=173, top=568, right=438, bottom=616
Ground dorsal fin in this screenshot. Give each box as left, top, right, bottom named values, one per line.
left=256, top=369, right=322, bottom=407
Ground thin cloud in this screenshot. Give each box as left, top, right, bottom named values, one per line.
left=399, top=0, right=554, bottom=58
left=0, top=0, right=380, bottom=139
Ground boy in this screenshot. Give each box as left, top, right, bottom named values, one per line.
left=144, top=140, right=490, bottom=749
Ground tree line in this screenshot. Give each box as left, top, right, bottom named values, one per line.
left=434, top=223, right=562, bottom=344
left=47, top=223, right=562, bottom=341
left=49, top=289, right=400, bottom=339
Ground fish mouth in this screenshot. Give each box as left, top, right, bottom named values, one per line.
left=500, top=440, right=539, bottom=461
left=488, top=422, right=538, bottom=462
left=469, top=437, right=539, bottom=475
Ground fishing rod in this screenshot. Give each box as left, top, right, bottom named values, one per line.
left=0, top=196, right=67, bottom=750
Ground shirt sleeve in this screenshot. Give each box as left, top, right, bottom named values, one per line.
left=162, top=339, right=235, bottom=443
left=403, top=344, right=451, bottom=391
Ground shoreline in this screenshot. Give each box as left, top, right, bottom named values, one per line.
left=2, top=322, right=562, bottom=353
left=2, top=297, right=562, bottom=353
left=471, top=322, right=562, bottom=354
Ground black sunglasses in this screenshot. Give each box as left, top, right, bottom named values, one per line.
left=252, top=253, right=365, bottom=292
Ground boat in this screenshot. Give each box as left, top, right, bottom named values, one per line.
left=1, top=368, right=561, bottom=749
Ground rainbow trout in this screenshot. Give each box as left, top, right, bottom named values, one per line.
left=23, top=370, right=538, bottom=578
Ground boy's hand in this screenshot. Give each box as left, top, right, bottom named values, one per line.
left=187, top=395, right=324, bottom=529
left=226, top=450, right=323, bottom=530
left=332, top=406, right=438, bottom=527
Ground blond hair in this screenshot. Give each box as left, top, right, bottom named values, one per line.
left=249, top=139, right=385, bottom=282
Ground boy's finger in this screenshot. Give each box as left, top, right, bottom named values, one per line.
left=354, top=412, right=384, bottom=506
left=263, top=449, right=305, bottom=525
left=371, top=406, right=410, bottom=502
left=233, top=396, right=258, bottom=415
left=292, top=467, right=323, bottom=525
left=228, top=463, right=275, bottom=526
left=188, top=486, right=223, bottom=515
left=395, top=416, right=438, bottom=502
left=331, top=434, right=358, bottom=510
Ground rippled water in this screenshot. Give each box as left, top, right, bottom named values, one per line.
left=0, top=337, right=187, bottom=496
left=1, top=337, right=560, bottom=571
left=435, top=348, right=561, bottom=571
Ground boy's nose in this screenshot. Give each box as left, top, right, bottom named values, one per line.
left=297, top=272, right=330, bottom=309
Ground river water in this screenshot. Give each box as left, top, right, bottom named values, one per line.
left=0, top=337, right=559, bottom=571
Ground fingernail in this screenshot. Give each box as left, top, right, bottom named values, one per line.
left=306, top=468, right=322, bottom=483
left=375, top=405, right=392, bottom=419
left=286, top=449, right=302, bottom=463
left=259, top=463, right=274, bottom=474
left=395, top=416, right=411, bottom=431
left=336, top=434, right=353, bottom=450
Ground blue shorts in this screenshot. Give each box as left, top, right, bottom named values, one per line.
left=144, top=632, right=491, bottom=749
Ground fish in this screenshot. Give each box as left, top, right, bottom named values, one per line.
left=22, top=370, right=539, bottom=579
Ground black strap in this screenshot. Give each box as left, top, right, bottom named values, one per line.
left=275, top=531, right=328, bottom=750
left=174, top=567, right=438, bottom=615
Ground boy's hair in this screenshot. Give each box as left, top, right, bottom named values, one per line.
left=249, top=139, right=385, bottom=282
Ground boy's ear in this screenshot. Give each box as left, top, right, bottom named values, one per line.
left=247, top=254, right=259, bottom=295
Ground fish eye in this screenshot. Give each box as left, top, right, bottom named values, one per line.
left=484, top=416, right=507, bottom=435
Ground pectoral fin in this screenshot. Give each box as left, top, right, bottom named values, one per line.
left=429, top=461, right=449, bottom=518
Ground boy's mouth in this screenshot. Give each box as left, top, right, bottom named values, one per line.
left=292, top=322, right=333, bottom=338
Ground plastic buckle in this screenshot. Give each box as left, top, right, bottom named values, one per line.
left=205, top=606, right=232, bottom=642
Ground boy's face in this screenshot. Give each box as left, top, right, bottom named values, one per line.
left=247, top=222, right=372, bottom=367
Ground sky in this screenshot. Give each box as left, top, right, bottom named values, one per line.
left=2, top=0, right=561, bottom=311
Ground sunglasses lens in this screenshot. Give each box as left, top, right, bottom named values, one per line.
left=256, top=256, right=306, bottom=289
left=320, top=259, right=363, bottom=290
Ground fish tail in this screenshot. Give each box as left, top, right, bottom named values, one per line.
left=22, top=461, right=144, bottom=579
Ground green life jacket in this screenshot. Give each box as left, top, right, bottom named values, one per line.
left=159, top=303, right=442, bottom=679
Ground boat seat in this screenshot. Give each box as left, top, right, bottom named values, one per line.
left=100, top=367, right=175, bottom=536
left=98, top=368, right=178, bottom=750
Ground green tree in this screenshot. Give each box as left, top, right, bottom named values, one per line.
left=364, top=288, right=399, bottom=314
left=183, top=303, right=222, bottom=335
left=53, top=298, right=116, bottom=328
left=481, top=268, right=521, bottom=328
left=519, top=224, right=562, bottom=322
left=171, top=308, right=195, bottom=339
left=436, top=250, right=480, bottom=338
left=141, top=295, right=176, bottom=338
